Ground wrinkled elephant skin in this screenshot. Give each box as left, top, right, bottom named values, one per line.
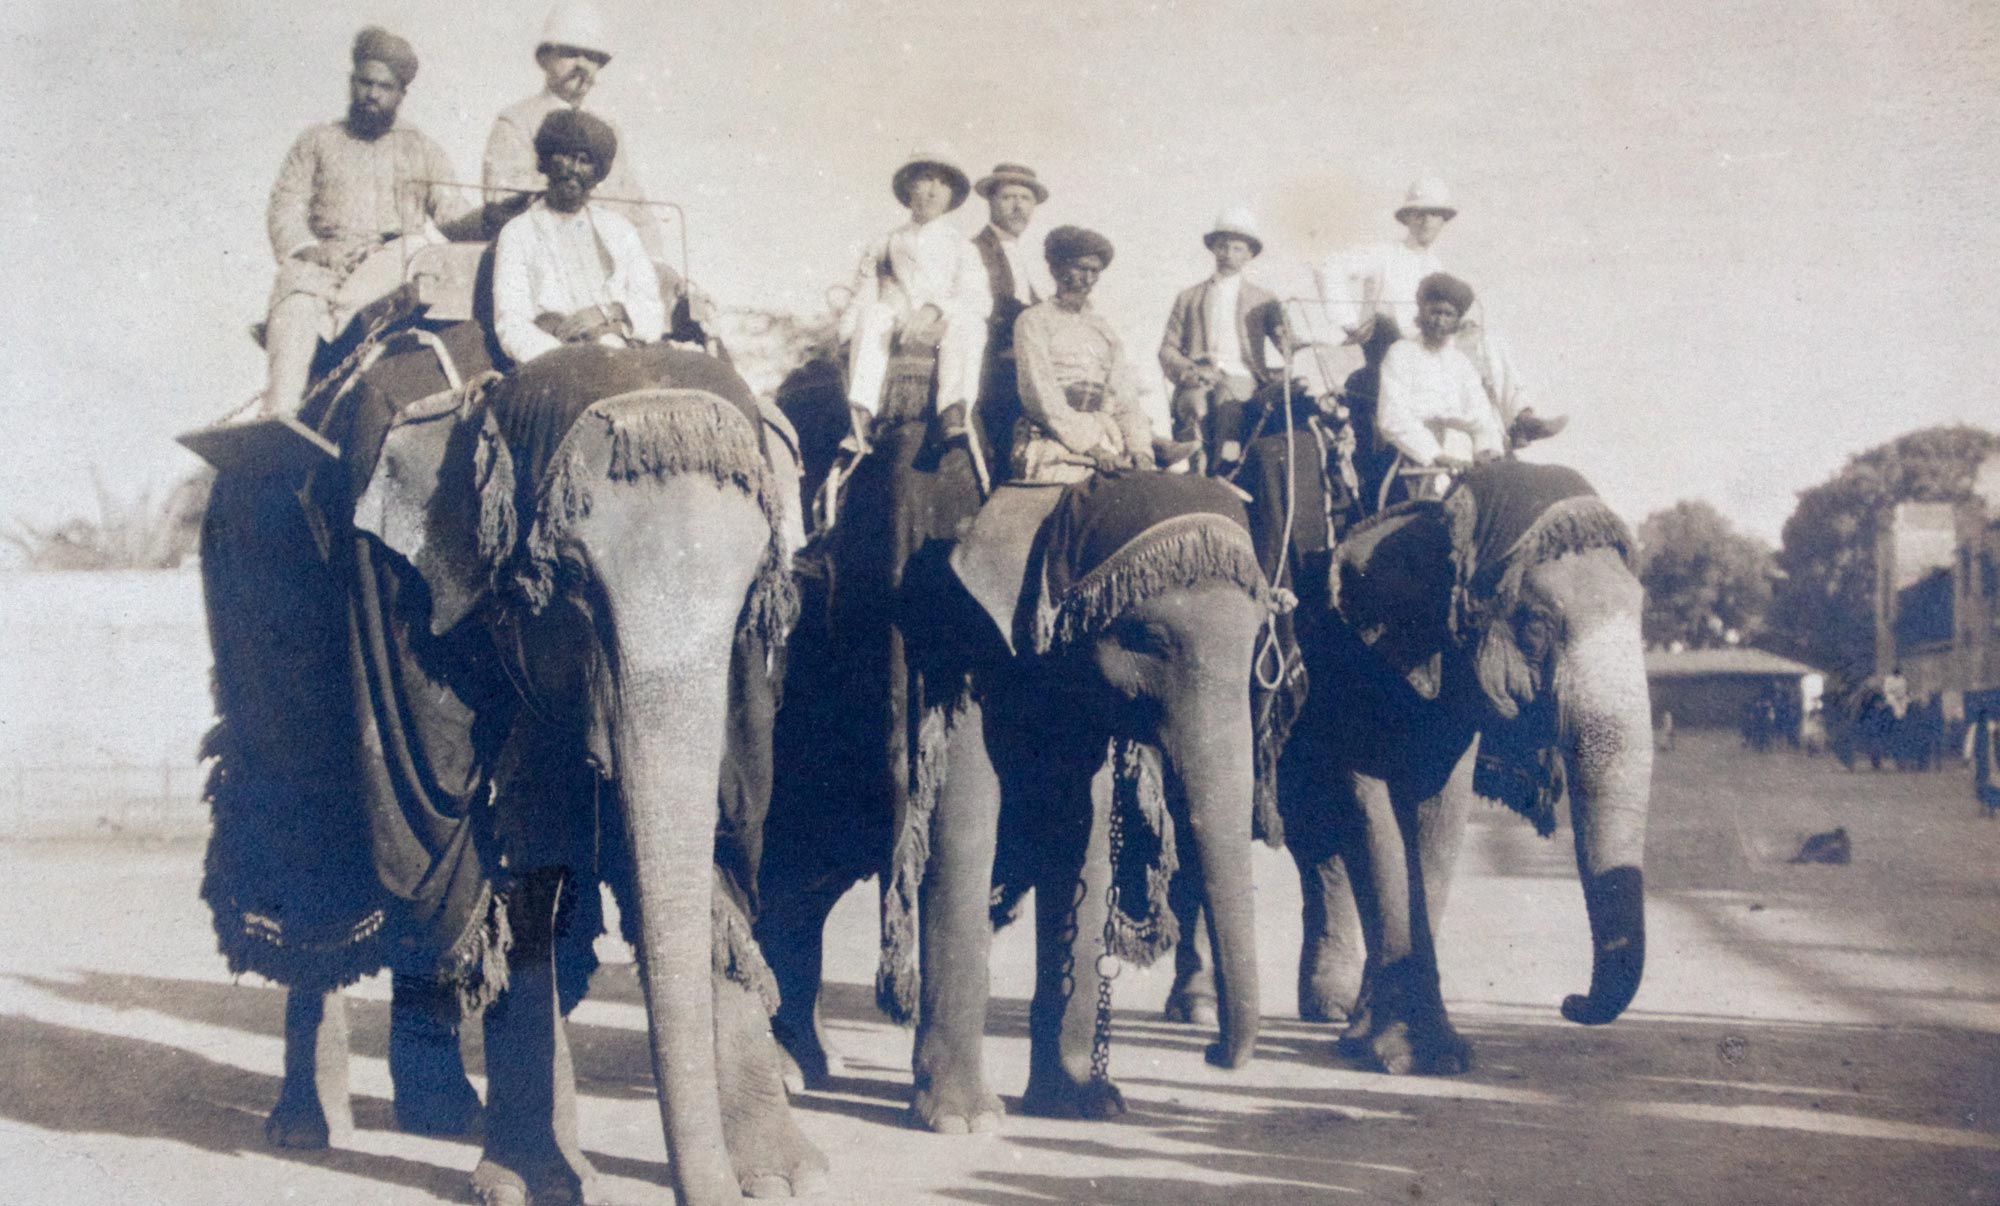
left=911, top=579, right=1268, bottom=1132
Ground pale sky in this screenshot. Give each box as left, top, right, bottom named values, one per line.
left=2, top=0, right=1996, bottom=548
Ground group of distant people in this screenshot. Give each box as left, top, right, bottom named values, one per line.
left=829, top=149, right=1566, bottom=489
left=251, top=3, right=1565, bottom=495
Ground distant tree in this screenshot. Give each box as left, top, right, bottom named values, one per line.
left=1635, top=500, right=1776, bottom=649
left=3, top=469, right=210, bottom=571
left=1768, top=424, right=2000, bottom=684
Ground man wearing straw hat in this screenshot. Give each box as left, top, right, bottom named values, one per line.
left=970, top=162, right=1053, bottom=471
left=838, top=148, right=992, bottom=423
left=1158, top=207, right=1289, bottom=472
left=258, top=27, right=465, bottom=416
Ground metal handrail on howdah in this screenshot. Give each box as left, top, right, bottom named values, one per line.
left=406, top=178, right=693, bottom=289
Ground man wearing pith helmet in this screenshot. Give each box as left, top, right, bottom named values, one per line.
left=483, top=0, right=668, bottom=262
left=838, top=148, right=992, bottom=422
left=1318, top=178, right=1563, bottom=448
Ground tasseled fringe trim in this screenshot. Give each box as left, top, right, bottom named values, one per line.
left=471, top=384, right=518, bottom=574
left=1444, top=492, right=1627, bottom=831
left=714, top=887, right=781, bottom=1016
left=199, top=720, right=390, bottom=992
left=1036, top=516, right=1271, bottom=656
left=512, top=391, right=800, bottom=649
left=1105, top=739, right=1179, bottom=966
left=876, top=680, right=967, bottom=1025
left=1448, top=494, right=1634, bottom=644
left=441, top=887, right=513, bottom=1014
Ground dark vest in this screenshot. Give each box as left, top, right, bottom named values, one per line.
left=974, top=226, right=1031, bottom=355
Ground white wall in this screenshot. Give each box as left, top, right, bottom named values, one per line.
left=0, top=570, right=213, bottom=836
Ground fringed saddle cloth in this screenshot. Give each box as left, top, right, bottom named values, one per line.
left=1440, top=461, right=1634, bottom=833
left=874, top=470, right=1273, bottom=1023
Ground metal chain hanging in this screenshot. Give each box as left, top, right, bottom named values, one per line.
left=1090, top=754, right=1127, bottom=1087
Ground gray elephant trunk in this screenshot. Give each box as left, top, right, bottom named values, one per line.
left=1162, top=696, right=1261, bottom=1067
left=1554, top=614, right=1652, bottom=1026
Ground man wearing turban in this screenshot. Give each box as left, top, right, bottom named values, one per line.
left=1011, top=226, right=1194, bottom=483
left=1373, top=271, right=1506, bottom=499
left=258, top=27, right=467, bottom=415
left=1313, top=178, right=1564, bottom=454
left=484, top=1, right=669, bottom=265
left=491, top=109, right=665, bottom=366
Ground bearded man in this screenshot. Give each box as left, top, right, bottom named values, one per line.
left=260, top=27, right=465, bottom=415
left=483, top=0, right=667, bottom=261
left=491, top=110, right=665, bottom=367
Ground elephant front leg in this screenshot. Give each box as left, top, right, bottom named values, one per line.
left=1020, top=760, right=1125, bottom=1121
left=389, top=970, right=482, bottom=1137
left=266, top=987, right=352, bottom=1149
left=715, top=967, right=830, bottom=1197
left=1292, top=775, right=1371, bottom=1025
left=1296, top=851, right=1367, bottom=1025
left=758, top=866, right=857, bottom=1094
left=1161, top=854, right=1218, bottom=1027
left=473, top=871, right=597, bottom=1206
left=910, top=698, right=1004, bottom=1134
left=1338, top=768, right=1472, bottom=1077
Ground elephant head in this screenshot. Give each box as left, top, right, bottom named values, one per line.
left=948, top=477, right=1273, bottom=1068
left=356, top=343, right=798, bottom=1205
left=1334, top=482, right=1651, bottom=1027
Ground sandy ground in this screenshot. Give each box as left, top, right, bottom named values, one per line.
left=2, top=731, right=1998, bottom=1205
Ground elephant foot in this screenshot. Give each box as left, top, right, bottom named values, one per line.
left=771, top=1018, right=845, bottom=1095
left=390, top=1032, right=483, bottom=1138
left=1298, top=970, right=1362, bottom=1025
left=1341, top=1012, right=1472, bottom=1077
left=1020, top=1074, right=1127, bottom=1122
left=471, top=1157, right=587, bottom=1206
left=730, top=1110, right=830, bottom=1199
left=910, top=1082, right=1003, bottom=1134
left=264, top=1081, right=349, bottom=1150
left=1161, top=992, right=1219, bottom=1028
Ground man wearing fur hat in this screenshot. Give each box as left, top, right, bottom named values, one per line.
left=839, top=150, right=992, bottom=422
left=1374, top=272, right=1506, bottom=497
left=1013, top=226, right=1194, bottom=484
left=483, top=0, right=668, bottom=261
left=1158, top=207, right=1289, bottom=472
left=491, top=110, right=664, bottom=366
left=259, top=27, right=466, bottom=415
left=1319, top=178, right=1563, bottom=448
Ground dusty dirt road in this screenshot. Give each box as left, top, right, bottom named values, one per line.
left=3, top=731, right=1997, bottom=1205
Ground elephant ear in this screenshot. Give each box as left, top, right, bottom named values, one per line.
left=1333, top=506, right=1456, bottom=697
left=353, top=389, right=517, bottom=635
left=946, top=483, right=1068, bottom=655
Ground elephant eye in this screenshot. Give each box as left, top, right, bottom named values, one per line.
left=1113, top=618, right=1175, bottom=657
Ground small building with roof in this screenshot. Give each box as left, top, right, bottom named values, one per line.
left=1645, top=646, right=1824, bottom=732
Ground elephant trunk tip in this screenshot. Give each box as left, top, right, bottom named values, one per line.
left=1564, top=864, right=1644, bottom=1026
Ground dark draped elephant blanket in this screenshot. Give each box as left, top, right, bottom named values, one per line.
left=201, top=334, right=789, bottom=1011
left=1441, top=461, right=1634, bottom=834
left=201, top=320, right=515, bottom=1003
left=873, top=471, right=1267, bottom=1022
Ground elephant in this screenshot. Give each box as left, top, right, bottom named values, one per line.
left=1165, top=457, right=1653, bottom=1076
left=199, top=327, right=823, bottom=1206
left=758, top=470, right=1275, bottom=1132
